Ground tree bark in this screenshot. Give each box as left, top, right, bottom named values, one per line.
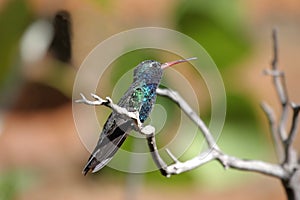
left=282, top=168, right=300, bottom=200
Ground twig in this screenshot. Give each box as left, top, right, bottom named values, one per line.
left=76, top=93, right=142, bottom=128
left=261, top=101, right=284, bottom=161
left=137, top=125, right=170, bottom=176
left=262, top=28, right=294, bottom=164
left=216, top=152, right=289, bottom=178
left=287, top=103, right=300, bottom=146
left=166, top=148, right=289, bottom=178
left=166, top=150, right=218, bottom=175
left=144, top=130, right=169, bottom=177
left=271, top=28, right=289, bottom=142
left=165, top=148, right=180, bottom=164
left=284, top=103, right=300, bottom=166
left=262, top=29, right=299, bottom=172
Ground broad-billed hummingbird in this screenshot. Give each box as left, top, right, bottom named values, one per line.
left=83, top=57, right=196, bottom=175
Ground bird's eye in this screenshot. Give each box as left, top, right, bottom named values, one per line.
left=151, top=63, right=157, bottom=68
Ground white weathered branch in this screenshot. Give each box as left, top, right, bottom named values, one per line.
left=261, top=101, right=284, bottom=161
left=154, top=87, right=290, bottom=179
left=147, top=29, right=299, bottom=185
left=76, top=93, right=142, bottom=128
left=167, top=149, right=289, bottom=179
left=262, top=29, right=299, bottom=173
left=287, top=103, right=300, bottom=147
left=156, top=88, right=219, bottom=151
left=285, top=103, right=300, bottom=166
left=75, top=91, right=292, bottom=180
left=271, top=29, right=289, bottom=142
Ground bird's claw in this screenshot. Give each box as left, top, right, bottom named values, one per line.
left=75, top=93, right=106, bottom=106
left=91, top=93, right=101, bottom=100
left=75, top=93, right=88, bottom=103
left=105, top=97, right=113, bottom=104
left=91, top=93, right=107, bottom=104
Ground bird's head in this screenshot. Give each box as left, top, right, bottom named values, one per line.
left=133, top=57, right=197, bottom=84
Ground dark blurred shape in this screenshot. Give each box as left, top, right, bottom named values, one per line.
left=12, top=82, right=70, bottom=111
left=14, top=10, right=73, bottom=112
left=49, top=10, right=72, bottom=63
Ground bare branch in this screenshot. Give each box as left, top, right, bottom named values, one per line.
left=165, top=148, right=180, bottom=164
left=146, top=129, right=289, bottom=179
left=284, top=103, right=300, bottom=165
left=75, top=93, right=108, bottom=106
left=166, top=150, right=217, bottom=175
left=263, top=29, right=299, bottom=172
left=154, top=87, right=290, bottom=179
left=261, top=101, right=284, bottom=161
left=167, top=148, right=289, bottom=179
left=271, top=28, right=289, bottom=105
left=156, top=88, right=220, bottom=151
left=287, top=103, right=300, bottom=147
left=270, top=29, right=289, bottom=141
left=141, top=126, right=169, bottom=177
left=76, top=93, right=142, bottom=128
left=262, top=29, right=297, bottom=168
left=271, top=28, right=278, bottom=70
left=217, top=152, right=289, bottom=179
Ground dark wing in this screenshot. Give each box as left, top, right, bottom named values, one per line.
left=83, top=84, right=141, bottom=175
left=82, top=114, right=132, bottom=175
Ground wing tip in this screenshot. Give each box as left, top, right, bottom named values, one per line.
left=82, top=156, right=111, bottom=176
left=82, top=155, right=96, bottom=176
left=82, top=166, right=90, bottom=176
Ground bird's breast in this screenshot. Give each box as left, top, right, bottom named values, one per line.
left=138, top=83, right=158, bottom=122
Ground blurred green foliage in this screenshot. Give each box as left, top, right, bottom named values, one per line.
left=109, top=49, right=160, bottom=86
left=226, top=93, right=259, bottom=126
left=94, top=0, right=111, bottom=8
left=175, top=0, right=251, bottom=69
left=0, top=170, right=36, bottom=200
left=0, top=0, right=32, bottom=90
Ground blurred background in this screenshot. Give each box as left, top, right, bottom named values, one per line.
left=1, top=0, right=300, bottom=199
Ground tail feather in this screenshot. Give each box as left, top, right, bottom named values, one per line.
left=82, top=119, right=132, bottom=175
left=82, top=155, right=97, bottom=176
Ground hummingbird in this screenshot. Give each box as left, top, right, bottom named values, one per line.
left=82, top=57, right=197, bottom=175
